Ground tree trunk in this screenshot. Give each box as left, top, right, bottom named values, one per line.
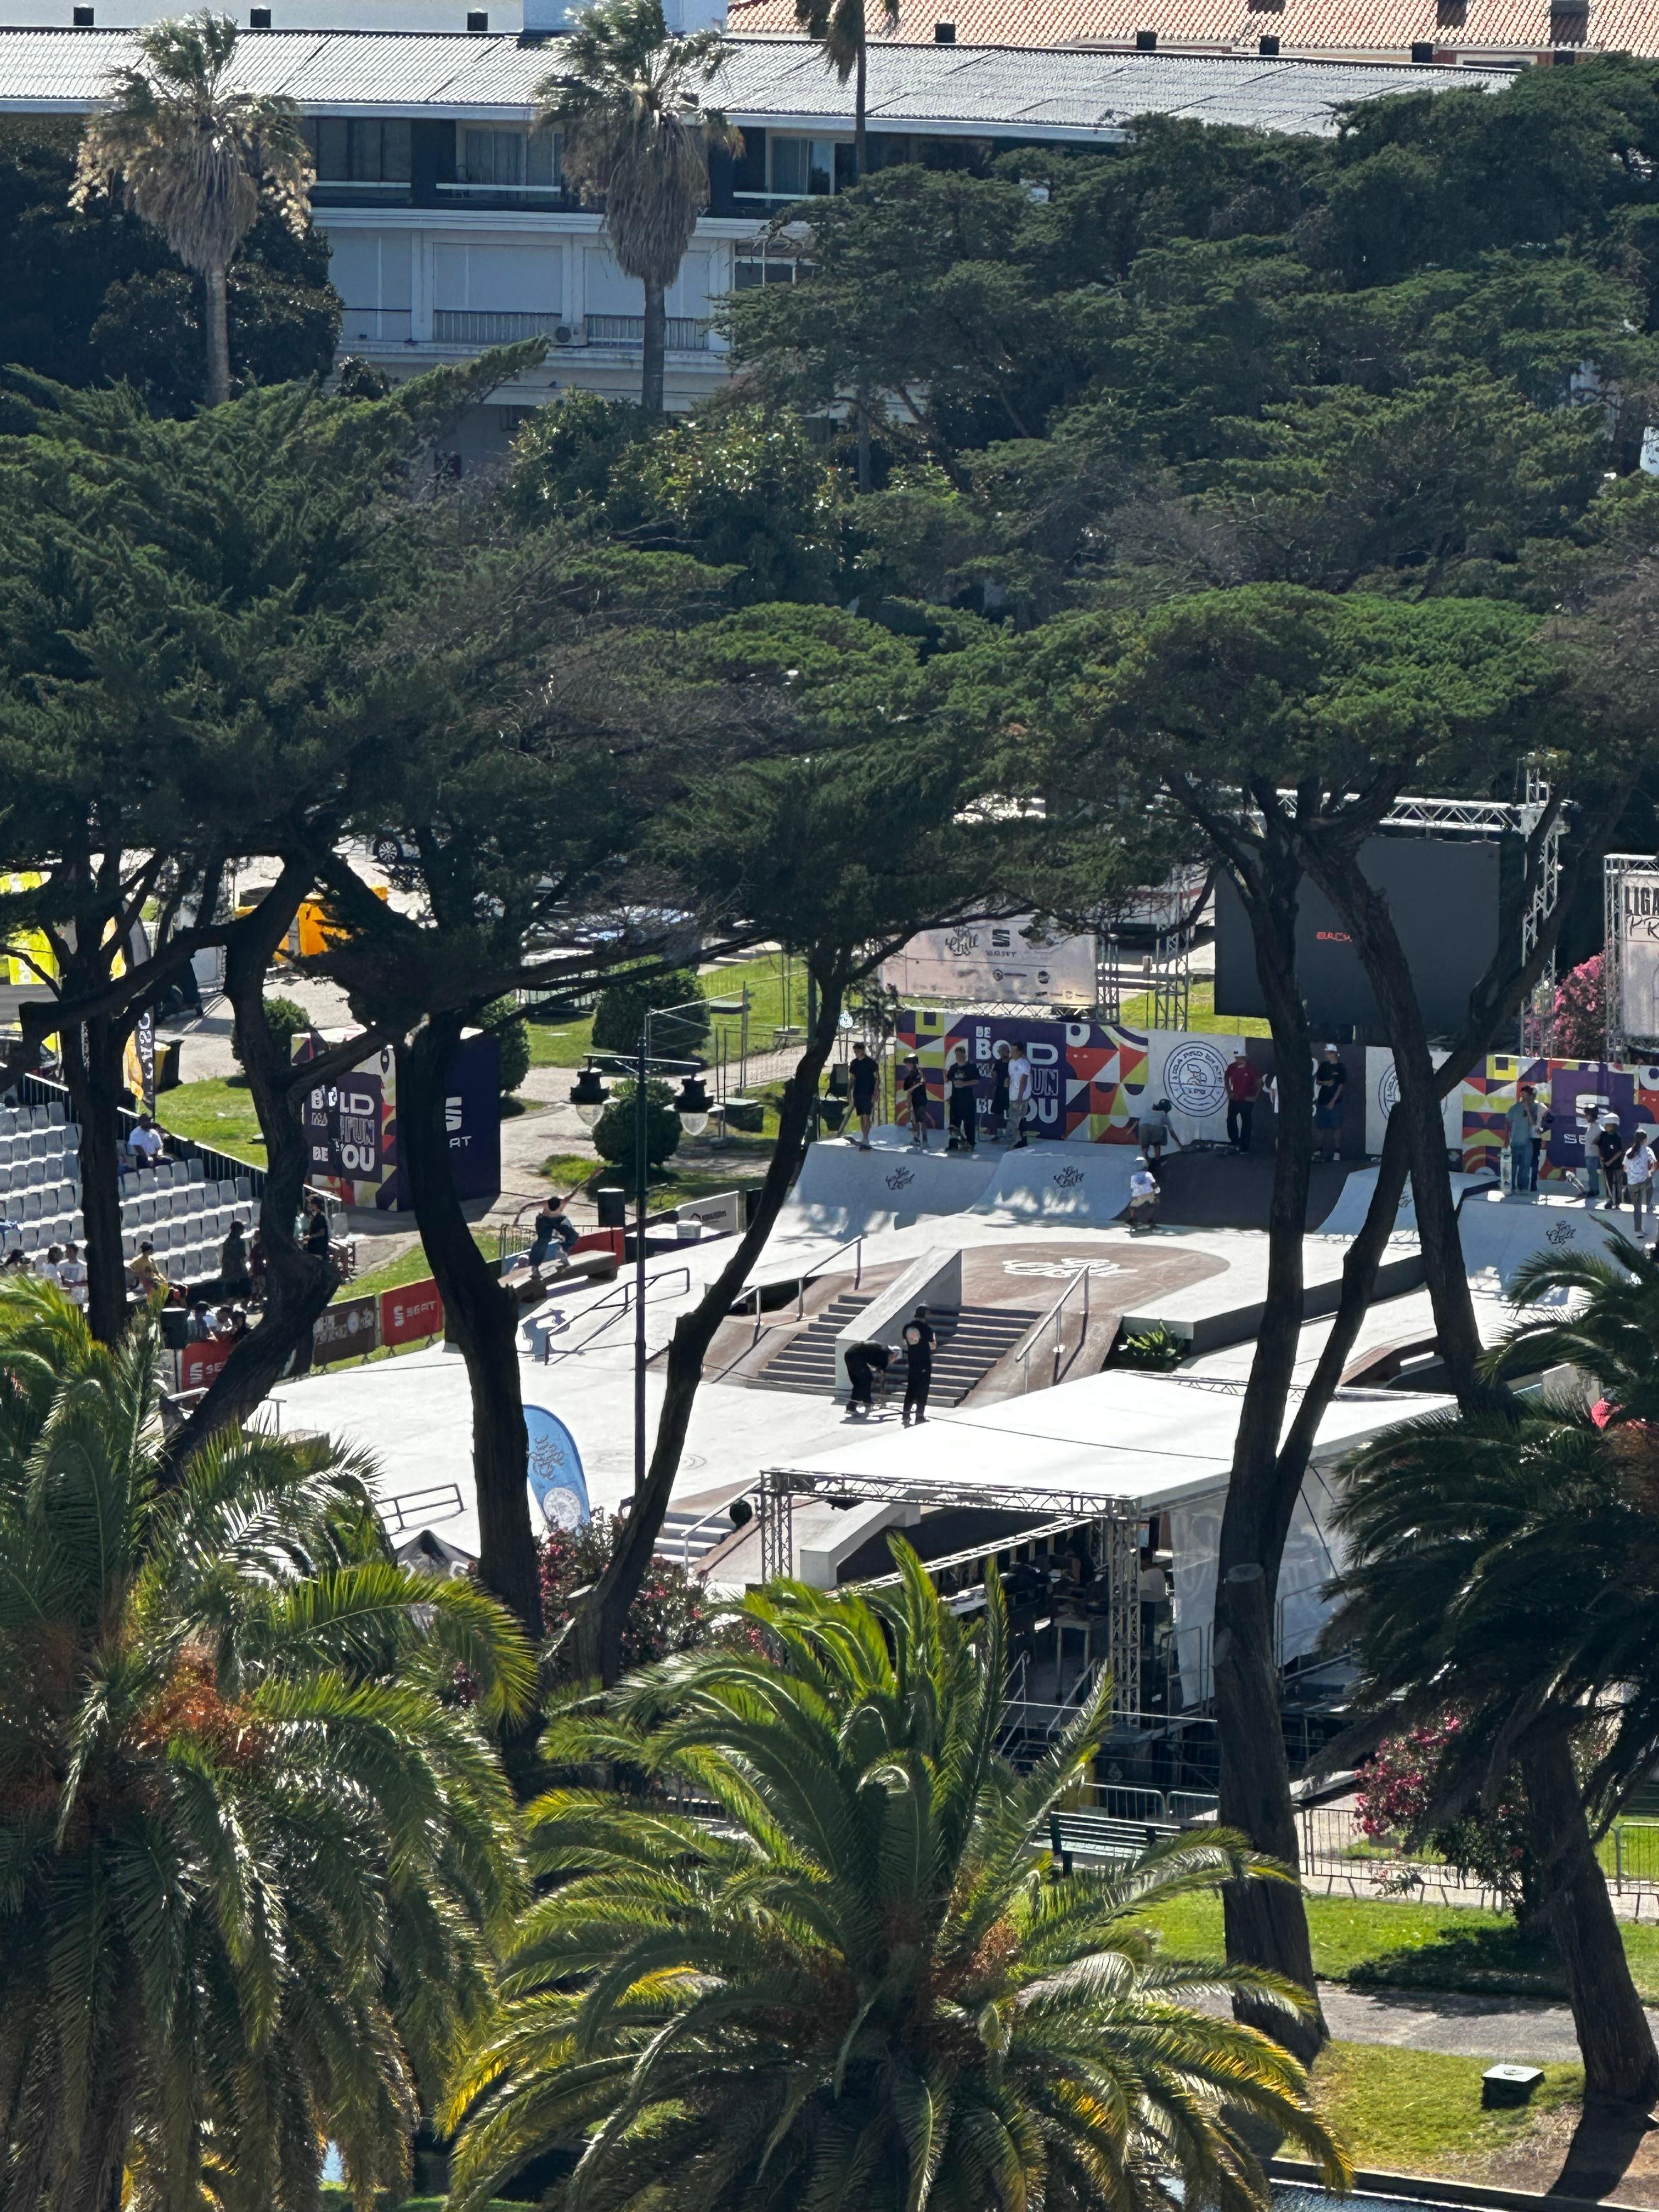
left=1210, top=831, right=1325, bottom=2056
left=204, top=262, right=232, bottom=408
left=641, top=279, right=667, bottom=418
left=60, top=1012, right=128, bottom=1344
left=398, top=1020, right=544, bottom=1647
left=1520, top=1725, right=1659, bottom=2107
left=573, top=972, right=845, bottom=1686
left=164, top=886, right=338, bottom=1462
left=1303, top=851, right=1487, bottom=1404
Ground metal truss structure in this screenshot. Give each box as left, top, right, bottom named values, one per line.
left=753, top=1467, right=1143, bottom=1717
left=1603, top=851, right=1659, bottom=1065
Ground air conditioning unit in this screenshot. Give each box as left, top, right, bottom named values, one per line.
left=554, top=324, right=574, bottom=345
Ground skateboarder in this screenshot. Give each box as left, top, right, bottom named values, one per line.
left=848, top=1040, right=878, bottom=1150
left=945, top=1045, right=979, bottom=1153
left=1008, top=1042, right=1035, bottom=1148
left=844, top=1339, right=891, bottom=1418
left=1224, top=1052, right=1261, bottom=1154
left=1127, top=1156, right=1160, bottom=1233
left=897, top=1053, right=929, bottom=1148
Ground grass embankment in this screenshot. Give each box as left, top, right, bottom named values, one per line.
left=1311, top=2041, right=1583, bottom=2175
left=526, top=953, right=805, bottom=1070
left=155, top=1075, right=267, bottom=1165
left=1118, top=979, right=1270, bottom=1038
left=349, top=1231, right=497, bottom=1302
left=1142, top=1887, right=1659, bottom=2000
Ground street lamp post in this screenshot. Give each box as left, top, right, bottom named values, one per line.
left=570, top=997, right=709, bottom=1501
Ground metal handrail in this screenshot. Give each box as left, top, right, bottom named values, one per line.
left=375, top=1481, right=465, bottom=1533
left=1014, top=1266, right=1091, bottom=1392
left=732, top=1232, right=866, bottom=1348
left=675, top=1498, right=743, bottom=1574
left=539, top=1265, right=693, bottom=1363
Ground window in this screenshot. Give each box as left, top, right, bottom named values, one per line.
left=768, top=137, right=847, bottom=195
left=733, top=255, right=806, bottom=288
left=458, top=127, right=558, bottom=187
left=304, top=117, right=411, bottom=184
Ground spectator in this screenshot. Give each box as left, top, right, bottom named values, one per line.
left=37, top=1245, right=63, bottom=1288
left=944, top=1045, right=979, bottom=1154
left=227, top=1306, right=250, bottom=1341
left=896, top=1053, right=929, bottom=1149
left=184, top=1298, right=213, bottom=1343
left=989, top=1042, right=1012, bottom=1143
left=3, top=1251, right=31, bottom=1277
left=901, top=1305, right=936, bottom=1427
left=843, top=1338, right=890, bottom=1419
left=249, top=1229, right=267, bottom=1304
left=1127, top=1155, right=1160, bottom=1233
left=220, top=1219, right=252, bottom=1299
left=213, top=1305, right=235, bottom=1334
left=1136, top=1098, right=1183, bottom=1180
left=1007, top=1042, right=1035, bottom=1150
left=1628, top=1128, right=1657, bottom=1235
left=847, top=1041, right=879, bottom=1152
left=1597, top=1114, right=1625, bottom=1211
left=1581, top=1101, right=1605, bottom=1206
left=1506, top=1083, right=1543, bottom=1195
left=57, top=1242, right=88, bottom=1305
left=128, top=1242, right=171, bottom=1297
left=303, top=1198, right=331, bottom=1260
left=1224, top=1052, right=1261, bottom=1154
left=1313, top=1046, right=1348, bottom=1164
left=128, top=1114, right=165, bottom=1166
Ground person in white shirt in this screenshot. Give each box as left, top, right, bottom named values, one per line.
left=1127, top=1156, right=1160, bottom=1232
left=1626, top=1130, right=1656, bottom=1235
left=57, top=1242, right=88, bottom=1305
left=1007, top=1046, right=1034, bottom=1149
left=128, top=1115, right=164, bottom=1165
left=36, top=1245, right=63, bottom=1288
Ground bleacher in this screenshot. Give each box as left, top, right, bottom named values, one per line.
left=0, top=1102, right=255, bottom=1288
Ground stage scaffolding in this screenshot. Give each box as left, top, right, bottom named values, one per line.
left=753, top=1467, right=1143, bottom=1718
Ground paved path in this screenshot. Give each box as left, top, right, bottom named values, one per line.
left=1319, top=1981, right=1658, bottom=2063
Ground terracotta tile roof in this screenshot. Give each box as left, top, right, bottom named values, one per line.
left=729, top=0, right=1643, bottom=59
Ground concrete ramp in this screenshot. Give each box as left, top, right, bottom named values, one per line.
left=1314, top=1167, right=1494, bottom=1242
left=772, top=1131, right=997, bottom=1243
left=969, top=1145, right=1137, bottom=1226
left=1456, top=1190, right=1632, bottom=1296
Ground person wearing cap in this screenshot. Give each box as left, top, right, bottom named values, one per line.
left=1007, top=1041, right=1035, bottom=1149
left=1579, top=1100, right=1605, bottom=1205
left=1224, top=1051, right=1261, bottom=1154
left=1626, top=1126, right=1656, bottom=1235
left=901, top=1304, right=936, bottom=1426
left=1127, top=1155, right=1160, bottom=1232
left=944, top=1042, right=979, bottom=1154
left=1313, top=1045, right=1347, bottom=1163
left=1596, top=1112, right=1625, bottom=1210
left=1136, top=1098, right=1184, bottom=1180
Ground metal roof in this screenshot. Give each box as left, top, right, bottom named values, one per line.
left=0, top=24, right=1514, bottom=129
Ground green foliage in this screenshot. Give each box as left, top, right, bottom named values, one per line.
left=618, top=404, right=843, bottom=601
left=591, top=1076, right=683, bottom=1170
left=590, top=964, right=710, bottom=1054
left=483, top=996, right=531, bottom=1096
left=0, top=117, right=338, bottom=411
left=538, top=1507, right=716, bottom=1669
left=0, top=1281, right=530, bottom=2211
left=230, top=994, right=310, bottom=1071
left=1116, top=1322, right=1185, bottom=1370
left=504, top=390, right=650, bottom=522
left=445, top=1545, right=1348, bottom=2212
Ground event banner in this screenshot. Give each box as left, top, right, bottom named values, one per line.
left=379, top=1277, right=443, bottom=1347
left=312, top=1293, right=380, bottom=1366
left=1621, top=871, right=1659, bottom=1045
left=881, top=918, right=1098, bottom=1008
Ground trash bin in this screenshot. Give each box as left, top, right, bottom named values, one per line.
left=596, top=1187, right=628, bottom=1230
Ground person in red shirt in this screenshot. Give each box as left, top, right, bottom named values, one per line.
left=1224, top=1051, right=1262, bottom=1154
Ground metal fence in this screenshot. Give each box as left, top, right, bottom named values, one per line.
left=1293, top=1803, right=1659, bottom=1898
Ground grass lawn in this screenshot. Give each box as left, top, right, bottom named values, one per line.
left=1311, top=2040, right=1582, bottom=2175
left=1140, top=1888, right=1659, bottom=2000
left=1118, top=979, right=1270, bottom=1039
left=524, top=952, right=808, bottom=1072
left=156, top=1076, right=266, bottom=1165
left=347, top=1231, right=496, bottom=1302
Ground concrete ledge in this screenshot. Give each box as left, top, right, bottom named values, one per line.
left=833, top=1246, right=962, bottom=1396
left=1269, top=2158, right=1642, bottom=2212
left=1120, top=1243, right=1423, bottom=1355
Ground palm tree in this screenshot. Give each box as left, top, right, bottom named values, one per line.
left=1329, top=1397, right=1659, bottom=2107
left=535, top=0, right=740, bottom=417
left=446, top=1545, right=1346, bottom=2212
left=74, top=10, right=313, bottom=407
left=1483, top=1226, right=1659, bottom=1423
left=794, top=0, right=899, bottom=181
left=0, top=1280, right=532, bottom=2212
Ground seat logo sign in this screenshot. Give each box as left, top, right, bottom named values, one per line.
left=1161, top=1040, right=1229, bottom=1120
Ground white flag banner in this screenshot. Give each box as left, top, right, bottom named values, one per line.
left=881, top=916, right=1097, bottom=1006
left=1621, top=872, right=1659, bottom=1043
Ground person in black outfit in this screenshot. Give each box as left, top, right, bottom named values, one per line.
left=897, top=1053, right=930, bottom=1149
left=902, top=1305, right=936, bottom=1425
left=303, top=1199, right=331, bottom=1260
left=944, top=1046, right=979, bottom=1153
left=844, top=1339, right=891, bottom=1418
left=848, top=1041, right=879, bottom=1150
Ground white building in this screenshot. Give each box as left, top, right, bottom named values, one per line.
left=0, top=18, right=1515, bottom=444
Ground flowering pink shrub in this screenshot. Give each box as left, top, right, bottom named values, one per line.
left=539, top=1510, right=765, bottom=1672
left=1356, top=1713, right=1538, bottom=1915
left=1551, top=956, right=1606, bottom=1063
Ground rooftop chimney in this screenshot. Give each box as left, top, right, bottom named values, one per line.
left=934, top=18, right=956, bottom=37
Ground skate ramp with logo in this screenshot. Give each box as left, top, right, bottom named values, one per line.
left=771, top=1131, right=998, bottom=1247
left=968, top=1144, right=1138, bottom=1226
left=1455, top=1189, right=1633, bottom=1296
left=1313, top=1166, right=1494, bottom=1242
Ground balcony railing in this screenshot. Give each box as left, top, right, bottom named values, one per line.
left=432, top=308, right=571, bottom=346
left=339, top=306, right=413, bottom=345
left=584, top=313, right=710, bottom=351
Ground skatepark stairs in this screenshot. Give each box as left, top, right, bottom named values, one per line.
left=749, top=1294, right=1045, bottom=1407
